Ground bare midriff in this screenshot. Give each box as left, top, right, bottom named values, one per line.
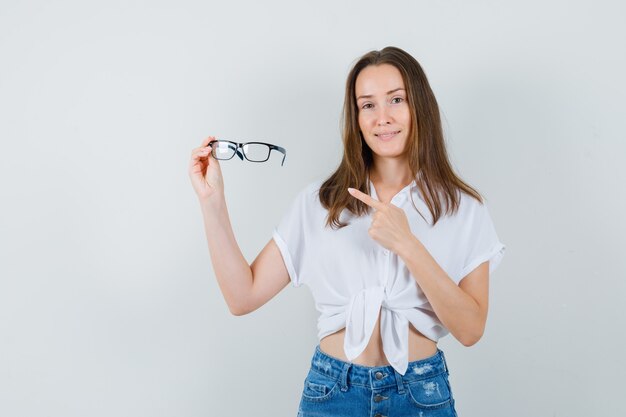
left=319, top=310, right=438, bottom=367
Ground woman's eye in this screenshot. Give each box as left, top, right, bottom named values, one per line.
left=361, top=103, right=373, bottom=109
left=391, top=97, right=404, bottom=104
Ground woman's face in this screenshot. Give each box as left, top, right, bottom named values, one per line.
left=355, top=64, right=412, bottom=161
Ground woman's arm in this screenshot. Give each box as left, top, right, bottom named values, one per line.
left=397, top=237, right=489, bottom=346
left=199, top=200, right=290, bottom=316
left=346, top=186, right=490, bottom=346
left=190, top=136, right=290, bottom=316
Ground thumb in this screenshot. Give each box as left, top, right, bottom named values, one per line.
left=205, top=149, right=224, bottom=185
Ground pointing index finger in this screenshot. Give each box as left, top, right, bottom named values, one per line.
left=348, top=187, right=385, bottom=210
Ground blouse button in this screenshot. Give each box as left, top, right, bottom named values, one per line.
left=383, top=250, right=389, bottom=255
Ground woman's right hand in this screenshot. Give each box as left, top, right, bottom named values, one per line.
left=189, top=136, right=225, bottom=203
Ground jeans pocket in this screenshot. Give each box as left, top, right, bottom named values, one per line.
left=301, top=369, right=340, bottom=403
left=406, top=373, right=453, bottom=410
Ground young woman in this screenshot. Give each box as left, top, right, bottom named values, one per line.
left=189, top=46, right=505, bottom=417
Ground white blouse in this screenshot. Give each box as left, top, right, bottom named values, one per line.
left=272, top=177, right=506, bottom=376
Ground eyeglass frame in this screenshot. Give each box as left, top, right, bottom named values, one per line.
left=207, top=140, right=286, bottom=166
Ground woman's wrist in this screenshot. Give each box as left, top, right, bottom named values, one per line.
left=198, top=193, right=227, bottom=218
left=395, top=234, right=423, bottom=261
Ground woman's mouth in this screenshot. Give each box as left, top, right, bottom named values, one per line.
left=375, top=131, right=400, bottom=141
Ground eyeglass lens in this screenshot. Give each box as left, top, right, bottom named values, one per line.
left=242, top=143, right=271, bottom=161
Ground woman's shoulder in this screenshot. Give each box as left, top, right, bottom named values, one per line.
left=436, top=188, right=487, bottom=224
left=452, top=188, right=497, bottom=228
left=459, top=188, right=485, bottom=208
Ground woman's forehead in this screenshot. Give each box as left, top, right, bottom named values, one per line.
left=355, top=64, right=405, bottom=98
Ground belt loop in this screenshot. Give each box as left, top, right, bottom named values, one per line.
left=440, top=349, right=449, bottom=374
left=394, top=369, right=406, bottom=394
left=340, top=362, right=352, bottom=392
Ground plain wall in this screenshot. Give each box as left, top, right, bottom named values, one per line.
left=1, top=0, right=625, bottom=416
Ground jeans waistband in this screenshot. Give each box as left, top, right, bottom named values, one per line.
left=309, top=344, right=449, bottom=393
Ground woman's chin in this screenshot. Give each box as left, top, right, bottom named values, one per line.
left=372, top=150, right=407, bottom=160
left=371, top=142, right=406, bottom=155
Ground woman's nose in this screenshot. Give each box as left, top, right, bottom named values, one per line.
left=375, top=106, right=392, bottom=125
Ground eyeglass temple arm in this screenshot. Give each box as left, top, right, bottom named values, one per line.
left=271, top=145, right=287, bottom=167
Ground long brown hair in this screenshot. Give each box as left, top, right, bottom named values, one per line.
left=319, top=46, right=483, bottom=229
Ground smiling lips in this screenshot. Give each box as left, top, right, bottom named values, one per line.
left=375, top=130, right=400, bottom=141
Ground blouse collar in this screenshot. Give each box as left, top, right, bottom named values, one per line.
left=368, top=177, right=418, bottom=205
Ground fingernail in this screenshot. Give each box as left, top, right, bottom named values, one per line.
left=347, top=188, right=355, bottom=193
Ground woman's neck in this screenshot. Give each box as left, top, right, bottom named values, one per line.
left=368, top=161, right=413, bottom=188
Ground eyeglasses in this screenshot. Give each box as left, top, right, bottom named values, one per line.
left=207, top=140, right=286, bottom=166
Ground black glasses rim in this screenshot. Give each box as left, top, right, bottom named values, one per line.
left=207, top=140, right=286, bottom=165
left=208, top=140, right=285, bottom=153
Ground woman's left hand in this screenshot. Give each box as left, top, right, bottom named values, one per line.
left=347, top=187, right=416, bottom=254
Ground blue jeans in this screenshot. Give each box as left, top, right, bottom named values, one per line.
left=297, top=345, right=458, bottom=417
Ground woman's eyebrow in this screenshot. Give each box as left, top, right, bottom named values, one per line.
left=356, top=87, right=405, bottom=100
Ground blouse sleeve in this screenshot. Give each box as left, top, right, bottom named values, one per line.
left=272, top=187, right=308, bottom=288
left=459, top=201, right=506, bottom=282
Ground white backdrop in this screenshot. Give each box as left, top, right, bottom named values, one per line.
left=1, top=1, right=625, bottom=416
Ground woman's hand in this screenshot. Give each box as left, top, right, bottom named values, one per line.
left=347, top=187, right=417, bottom=254
left=189, top=136, right=225, bottom=203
